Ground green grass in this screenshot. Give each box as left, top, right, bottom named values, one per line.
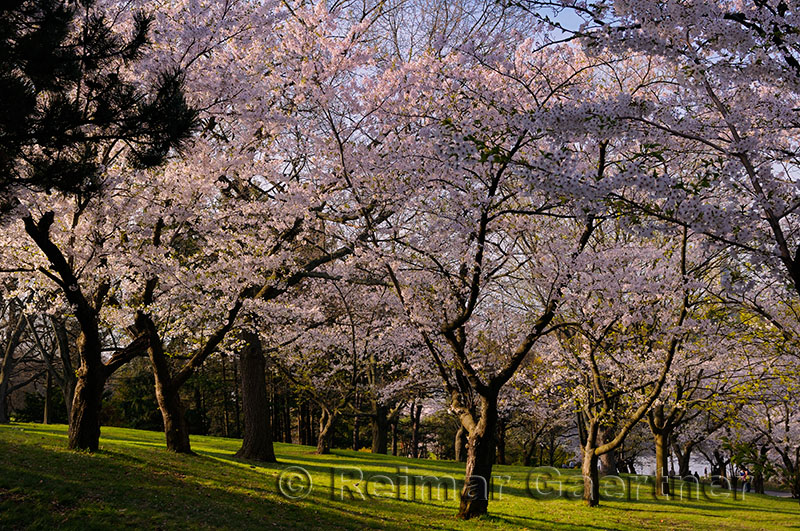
left=1, top=423, right=798, bottom=530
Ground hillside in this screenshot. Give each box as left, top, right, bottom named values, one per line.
left=0, top=423, right=797, bottom=530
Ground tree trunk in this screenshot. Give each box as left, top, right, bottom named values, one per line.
left=145, top=318, right=191, bottom=454
left=61, top=374, right=76, bottom=425
left=410, top=402, right=422, bottom=458
left=496, top=419, right=506, bottom=465
left=655, top=431, right=670, bottom=497
left=232, top=358, right=241, bottom=438
left=68, top=329, right=106, bottom=451
left=43, top=370, right=53, bottom=424
left=523, top=440, right=536, bottom=467
left=0, top=310, right=25, bottom=424
left=235, top=332, right=276, bottom=462
left=52, top=317, right=76, bottom=421
left=156, top=380, right=191, bottom=453
left=582, top=448, right=600, bottom=507
left=221, top=353, right=230, bottom=437
left=297, top=403, right=308, bottom=445
left=0, top=378, right=8, bottom=423
left=371, top=404, right=389, bottom=454
left=676, top=441, right=693, bottom=478
left=598, top=426, right=617, bottom=475
left=455, top=425, right=467, bottom=462
left=599, top=449, right=616, bottom=476
left=352, top=392, right=361, bottom=450
left=391, top=418, right=398, bottom=456
left=457, top=394, right=497, bottom=520
left=316, top=408, right=335, bottom=454
left=283, top=397, right=291, bottom=443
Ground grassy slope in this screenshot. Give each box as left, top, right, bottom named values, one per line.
left=1, top=423, right=798, bottom=530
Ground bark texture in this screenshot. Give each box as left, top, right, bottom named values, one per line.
left=235, top=331, right=276, bottom=462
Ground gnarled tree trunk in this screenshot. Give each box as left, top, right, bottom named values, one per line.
left=235, top=331, right=275, bottom=462
left=457, top=394, right=497, bottom=519
left=316, top=408, right=335, bottom=454
left=142, top=314, right=191, bottom=453
left=68, top=329, right=106, bottom=451
left=675, top=441, right=694, bottom=478
left=455, top=425, right=467, bottom=462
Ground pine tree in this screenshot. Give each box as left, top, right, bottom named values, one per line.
left=0, top=0, right=197, bottom=213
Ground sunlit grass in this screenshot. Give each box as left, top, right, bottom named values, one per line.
left=1, top=423, right=797, bottom=530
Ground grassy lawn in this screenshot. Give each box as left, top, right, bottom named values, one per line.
left=0, top=423, right=798, bottom=530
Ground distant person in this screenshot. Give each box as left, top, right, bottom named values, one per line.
left=694, top=471, right=700, bottom=481
left=740, top=468, right=751, bottom=493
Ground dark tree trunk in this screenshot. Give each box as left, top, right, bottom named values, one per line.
left=235, top=332, right=276, bottom=462
left=391, top=417, right=398, bottom=456
left=598, top=426, right=617, bottom=475
left=232, top=359, right=241, bottom=438
left=495, top=419, right=506, bottom=465
left=0, top=310, right=25, bottom=424
left=455, top=425, right=467, bottom=462
left=0, top=379, right=8, bottom=423
left=675, top=441, right=693, bottom=478
left=316, top=408, right=335, bottom=454
left=283, top=398, right=291, bottom=443
left=52, top=317, right=76, bottom=421
left=61, top=374, right=76, bottom=425
left=410, top=402, right=422, bottom=458
left=155, top=378, right=191, bottom=453
left=655, top=431, right=670, bottom=496
left=272, top=387, right=282, bottom=443
left=599, top=448, right=616, bottom=475
left=43, top=370, right=53, bottom=424
left=194, top=385, right=206, bottom=434
left=221, top=353, right=230, bottom=437
left=523, top=441, right=536, bottom=467
left=352, top=392, right=361, bottom=450
left=371, top=404, right=389, bottom=454
left=144, top=317, right=191, bottom=453
left=68, top=329, right=106, bottom=451
left=582, top=447, right=600, bottom=506
left=298, top=403, right=308, bottom=445
left=0, top=378, right=9, bottom=423
left=752, top=445, right=768, bottom=494
left=457, top=394, right=497, bottom=520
